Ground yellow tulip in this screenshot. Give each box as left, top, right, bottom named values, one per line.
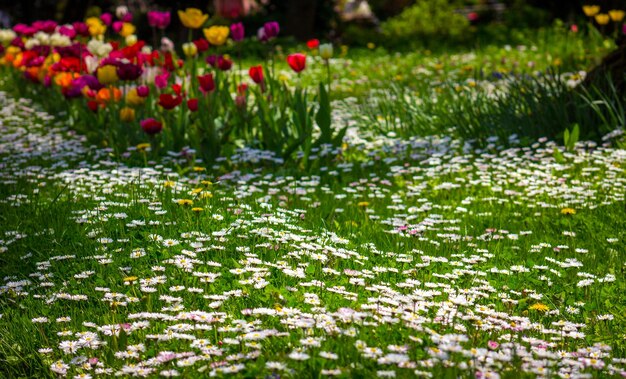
left=182, top=42, right=198, bottom=57
left=178, top=8, right=208, bottom=29
left=96, top=65, right=119, bottom=85
left=119, top=23, right=136, bottom=37
left=582, top=5, right=600, bottom=17
left=203, top=26, right=229, bottom=46
left=119, top=107, right=136, bottom=122
left=595, top=13, right=610, bottom=25
left=86, top=17, right=106, bottom=36
left=609, top=9, right=625, bottom=22
left=126, top=88, right=144, bottom=106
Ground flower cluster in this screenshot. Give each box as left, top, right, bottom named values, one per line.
left=0, top=7, right=336, bottom=161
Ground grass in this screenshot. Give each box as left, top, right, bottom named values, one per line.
left=1, top=22, right=626, bottom=379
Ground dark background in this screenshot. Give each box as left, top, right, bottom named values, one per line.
left=1, top=0, right=625, bottom=40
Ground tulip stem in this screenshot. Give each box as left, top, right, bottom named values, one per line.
left=325, top=60, right=331, bottom=95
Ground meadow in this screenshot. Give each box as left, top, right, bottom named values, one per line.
left=0, top=6, right=626, bottom=379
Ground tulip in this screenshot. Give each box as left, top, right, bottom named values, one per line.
left=117, top=62, right=143, bottom=81
left=137, top=85, right=150, bottom=97
left=96, top=87, right=122, bottom=103
left=217, top=56, right=232, bottom=71
left=230, top=22, right=244, bottom=41
left=119, top=23, right=136, bottom=37
left=155, top=71, right=170, bottom=89
left=86, top=17, right=106, bottom=37
left=140, top=118, right=163, bottom=134
left=609, top=10, right=625, bottom=22
left=178, top=8, right=208, bottom=29
left=59, top=26, right=76, bottom=39
left=198, top=73, right=215, bottom=93
left=182, top=42, right=198, bottom=57
left=287, top=53, right=306, bottom=73
left=148, top=11, right=171, bottom=30
left=116, top=6, right=129, bottom=20
left=595, top=13, right=610, bottom=25
left=161, top=37, right=174, bottom=52
left=158, top=93, right=182, bottom=110
left=120, top=107, right=136, bottom=122
left=206, top=55, right=218, bottom=67
left=96, top=65, right=119, bottom=85
left=33, top=20, right=57, bottom=33
left=263, top=21, right=279, bottom=39
left=187, top=98, right=199, bottom=112
left=126, top=88, right=145, bottom=106
left=203, top=26, right=230, bottom=46
left=87, top=100, right=99, bottom=112
left=235, top=95, right=246, bottom=108
left=72, top=22, right=90, bottom=37
left=101, top=13, right=113, bottom=26
left=582, top=5, right=600, bottom=17
left=306, top=39, right=319, bottom=49
left=125, top=35, right=138, bottom=45
left=113, top=21, right=124, bottom=33
left=248, top=65, right=263, bottom=84
left=193, top=38, right=209, bottom=53
left=319, top=43, right=333, bottom=60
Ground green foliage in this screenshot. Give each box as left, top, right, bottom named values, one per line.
left=360, top=73, right=625, bottom=147
left=380, top=0, right=471, bottom=48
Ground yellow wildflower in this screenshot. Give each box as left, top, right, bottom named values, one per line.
left=136, top=143, right=150, bottom=151
left=529, top=303, right=549, bottom=312
left=561, top=208, right=576, bottom=215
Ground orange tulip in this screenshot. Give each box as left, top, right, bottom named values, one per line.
left=96, top=87, right=122, bottom=103
left=54, top=72, right=75, bottom=88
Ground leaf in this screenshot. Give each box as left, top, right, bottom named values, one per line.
left=570, top=123, right=580, bottom=147
left=315, top=83, right=332, bottom=145
left=553, top=147, right=565, bottom=163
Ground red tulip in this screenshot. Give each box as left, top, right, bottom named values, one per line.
left=306, top=39, right=319, bottom=49
left=198, top=73, right=215, bottom=93
left=193, top=38, right=210, bottom=53
left=248, top=65, right=263, bottom=84
left=287, top=53, right=306, bottom=73
left=237, top=83, right=248, bottom=94
left=158, top=93, right=182, bottom=110
left=87, top=100, right=99, bottom=113
left=187, top=98, right=199, bottom=112
left=217, top=56, right=232, bottom=71
left=140, top=118, right=163, bottom=134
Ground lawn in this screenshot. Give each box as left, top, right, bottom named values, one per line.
left=1, top=7, right=626, bottom=379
